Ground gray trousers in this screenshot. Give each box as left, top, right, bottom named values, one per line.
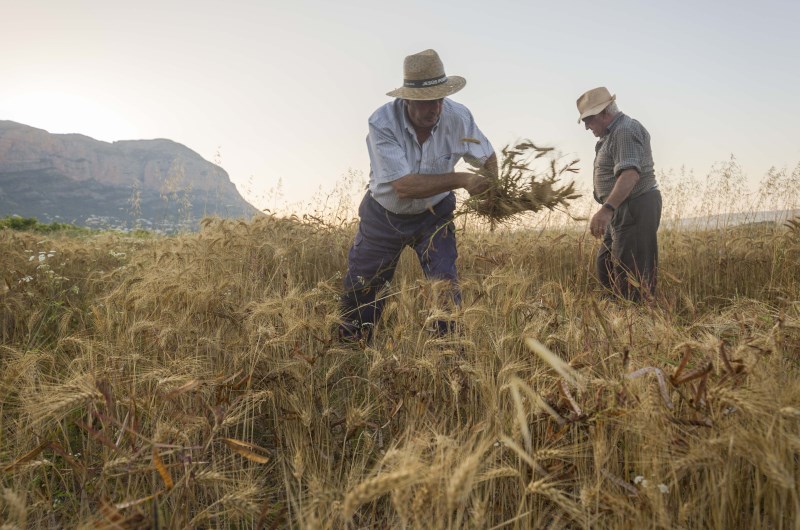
left=597, top=189, right=662, bottom=301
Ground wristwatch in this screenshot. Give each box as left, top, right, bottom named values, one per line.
left=602, top=202, right=616, bottom=212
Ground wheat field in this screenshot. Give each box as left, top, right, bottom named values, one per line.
left=2, top=172, right=800, bottom=528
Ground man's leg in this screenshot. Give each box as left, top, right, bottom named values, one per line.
left=596, top=226, right=615, bottom=294
left=612, top=190, right=662, bottom=301
left=340, top=227, right=402, bottom=341
left=626, top=189, right=661, bottom=299
left=414, top=219, right=460, bottom=335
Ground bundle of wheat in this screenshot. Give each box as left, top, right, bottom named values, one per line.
left=462, top=140, right=581, bottom=224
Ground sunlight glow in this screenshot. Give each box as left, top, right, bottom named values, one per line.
left=1, top=90, right=138, bottom=142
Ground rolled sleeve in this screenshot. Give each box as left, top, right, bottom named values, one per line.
left=367, top=122, right=410, bottom=184
left=458, top=108, right=494, bottom=167
left=612, top=127, right=646, bottom=177
left=594, top=113, right=657, bottom=202
left=463, top=138, right=494, bottom=167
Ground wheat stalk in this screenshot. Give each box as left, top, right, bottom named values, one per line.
left=527, top=479, right=586, bottom=523
left=342, top=467, right=419, bottom=521
left=462, top=140, right=581, bottom=225
left=446, top=442, right=491, bottom=512
left=1, top=489, right=26, bottom=527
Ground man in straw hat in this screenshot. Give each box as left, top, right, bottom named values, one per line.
left=577, top=87, right=662, bottom=301
left=338, top=49, right=497, bottom=342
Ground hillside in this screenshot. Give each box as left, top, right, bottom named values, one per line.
left=0, top=120, right=261, bottom=231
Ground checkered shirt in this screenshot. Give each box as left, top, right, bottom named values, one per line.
left=593, top=113, right=658, bottom=203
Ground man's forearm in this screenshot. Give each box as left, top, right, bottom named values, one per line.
left=390, top=153, right=498, bottom=199
left=589, top=168, right=640, bottom=238
left=604, top=169, right=640, bottom=208
left=391, top=172, right=474, bottom=199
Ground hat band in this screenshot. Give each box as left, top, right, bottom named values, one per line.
left=403, top=75, right=448, bottom=88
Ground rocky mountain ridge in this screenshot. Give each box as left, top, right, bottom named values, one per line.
left=0, top=120, right=261, bottom=231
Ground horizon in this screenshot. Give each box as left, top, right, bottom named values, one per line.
left=2, top=115, right=799, bottom=227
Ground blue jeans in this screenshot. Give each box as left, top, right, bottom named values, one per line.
left=339, top=192, right=460, bottom=339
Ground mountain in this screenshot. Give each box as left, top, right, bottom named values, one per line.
left=0, top=120, right=261, bottom=231
left=668, top=208, right=800, bottom=229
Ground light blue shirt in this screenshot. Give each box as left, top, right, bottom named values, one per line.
left=367, top=98, right=494, bottom=214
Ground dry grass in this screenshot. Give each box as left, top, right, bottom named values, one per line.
left=1, top=202, right=800, bottom=528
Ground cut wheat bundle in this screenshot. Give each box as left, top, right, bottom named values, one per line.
left=461, top=140, right=581, bottom=225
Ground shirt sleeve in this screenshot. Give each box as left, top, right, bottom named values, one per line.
left=366, top=121, right=410, bottom=184
left=459, top=107, right=494, bottom=168
left=612, top=125, right=646, bottom=177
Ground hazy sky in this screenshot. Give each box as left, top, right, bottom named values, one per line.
left=2, top=0, right=798, bottom=212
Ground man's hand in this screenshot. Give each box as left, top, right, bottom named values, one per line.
left=590, top=207, right=614, bottom=238
left=589, top=168, right=639, bottom=238
left=463, top=173, right=493, bottom=196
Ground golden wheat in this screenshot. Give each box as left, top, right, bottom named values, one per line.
left=342, top=467, right=419, bottom=521
left=1, top=192, right=800, bottom=528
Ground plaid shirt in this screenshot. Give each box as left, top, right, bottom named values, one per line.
left=367, top=98, right=494, bottom=214
left=593, top=113, right=657, bottom=203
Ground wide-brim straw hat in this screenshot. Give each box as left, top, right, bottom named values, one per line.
left=386, top=49, right=466, bottom=101
left=576, top=87, right=616, bottom=123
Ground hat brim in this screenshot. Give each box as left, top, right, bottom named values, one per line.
left=577, top=95, right=616, bottom=123
left=386, top=76, right=466, bottom=100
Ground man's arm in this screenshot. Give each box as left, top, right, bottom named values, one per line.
left=391, top=153, right=498, bottom=199
left=589, top=168, right=640, bottom=238
left=481, top=152, right=499, bottom=180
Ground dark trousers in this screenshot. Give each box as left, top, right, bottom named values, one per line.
left=340, top=192, right=460, bottom=339
left=597, top=189, right=662, bottom=302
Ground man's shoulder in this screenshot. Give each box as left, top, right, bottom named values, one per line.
left=618, top=113, right=648, bottom=129
left=369, top=99, right=404, bottom=128
left=442, top=98, right=474, bottom=120
left=610, top=113, right=649, bottom=138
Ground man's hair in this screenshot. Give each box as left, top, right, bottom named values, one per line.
left=604, top=101, right=620, bottom=116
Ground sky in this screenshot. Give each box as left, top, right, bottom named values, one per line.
left=1, top=0, right=798, bottom=213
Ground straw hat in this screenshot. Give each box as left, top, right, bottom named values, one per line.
left=386, top=49, right=466, bottom=100
left=576, top=87, right=616, bottom=123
